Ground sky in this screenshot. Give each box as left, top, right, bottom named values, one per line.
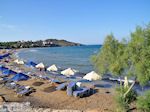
left=0, top=0, right=150, bottom=44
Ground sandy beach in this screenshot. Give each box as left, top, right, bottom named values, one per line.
left=0, top=49, right=117, bottom=112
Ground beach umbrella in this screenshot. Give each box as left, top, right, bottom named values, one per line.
left=2, top=69, right=12, bottom=76
left=83, top=71, right=102, bottom=81
left=0, top=55, right=3, bottom=59
left=17, top=60, right=24, bottom=65
left=0, top=66, right=8, bottom=71
left=76, top=82, right=82, bottom=87
left=2, top=53, right=10, bottom=58
left=14, top=59, right=24, bottom=65
left=2, top=69, right=17, bottom=76
left=47, top=64, right=58, bottom=72
left=14, top=59, right=19, bottom=63
left=26, top=61, right=37, bottom=67
left=35, top=62, right=45, bottom=69
left=11, top=73, right=30, bottom=81
left=61, top=68, right=77, bottom=77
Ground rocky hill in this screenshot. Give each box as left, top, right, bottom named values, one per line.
left=0, top=39, right=82, bottom=49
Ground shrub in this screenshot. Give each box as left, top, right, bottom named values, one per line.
left=136, top=90, right=150, bottom=112
left=115, top=86, right=137, bottom=112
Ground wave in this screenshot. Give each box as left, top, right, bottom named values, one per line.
left=29, top=49, right=38, bottom=52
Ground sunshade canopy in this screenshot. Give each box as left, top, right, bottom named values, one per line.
left=35, top=63, right=45, bottom=69
left=61, top=68, right=77, bottom=76
left=83, top=71, right=102, bottom=81
left=11, top=73, right=30, bottom=81
left=47, top=64, right=58, bottom=71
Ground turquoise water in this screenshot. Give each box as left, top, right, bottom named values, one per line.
left=18, top=45, right=101, bottom=73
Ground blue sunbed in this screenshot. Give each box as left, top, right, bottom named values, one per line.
left=56, top=83, right=68, bottom=90
left=67, top=82, right=76, bottom=96
left=73, top=88, right=91, bottom=98
left=17, top=88, right=33, bottom=96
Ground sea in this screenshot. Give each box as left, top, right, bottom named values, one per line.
left=17, top=45, right=101, bottom=73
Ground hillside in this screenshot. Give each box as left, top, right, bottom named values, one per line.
left=0, top=39, right=82, bottom=49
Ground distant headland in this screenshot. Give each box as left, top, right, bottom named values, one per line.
left=0, top=39, right=82, bottom=49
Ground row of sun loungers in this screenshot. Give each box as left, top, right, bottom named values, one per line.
left=4, top=81, right=35, bottom=96
left=0, top=65, right=35, bottom=96
left=0, top=64, right=63, bottom=85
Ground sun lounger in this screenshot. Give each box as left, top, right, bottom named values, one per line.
left=40, top=76, right=50, bottom=80
left=31, top=74, right=48, bottom=80
left=15, top=85, right=27, bottom=93
left=73, top=87, right=91, bottom=98
left=0, top=77, right=12, bottom=84
left=0, top=78, right=6, bottom=84
left=0, top=74, right=7, bottom=78
left=30, top=74, right=39, bottom=79
left=56, top=83, right=68, bottom=90
left=17, top=89, right=30, bottom=95
left=5, top=82, right=20, bottom=89
left=67, top=82, right=76, bottom=96
left=17, top=87, right=35, bottom=96
left=50, top=79, right=62, bottom=84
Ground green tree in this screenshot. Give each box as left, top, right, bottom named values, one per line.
left=126, top=25, right=150, bottom=86
left=92, top=23, right=150, bottom=86
left=136, top=90, right=150, bottom=112
left=92, top=34, right=126, bottom=77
